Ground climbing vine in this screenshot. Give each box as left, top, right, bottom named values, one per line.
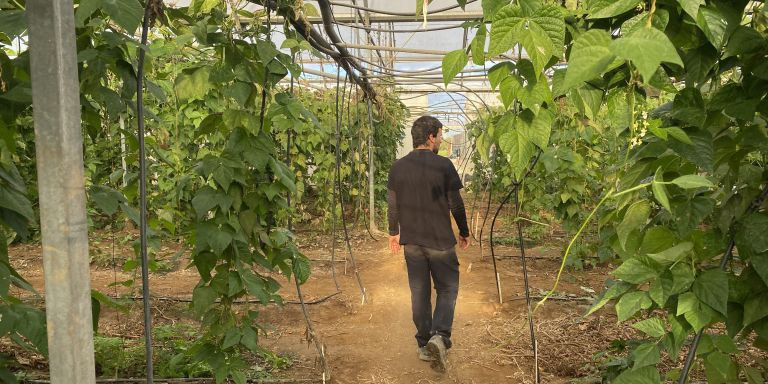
left=450, top=0, right=768, bottom=381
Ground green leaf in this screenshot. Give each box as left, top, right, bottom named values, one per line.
left=240, top=325, right=259, bottom=353
left=696, top=6, right=728, bottom=49
left=499, top=130, right=535, bottom=180
left=704, top=351, right=737, bottom=383
left=75, top=0, right=101, bottom=27
left=611, top=27, right=683, bottom=83
left=725, top=26, right=768, bottom=57
left=632, top=317, right=666, bottom=338
left=614, top=258, right=659, bottom=284
left=670, top=262, right=695, bottom=294
left=0, top=186, right=35, bottom=223
left=517, top=21, right=556, bottom=74
left=518, top=109, right=552, bottom=149
left=617, top=201, right=650, bottom=251
left=101, top=0, right=144, bottom=35
left=678, top=0, right=704, bottom=19
left=613, top=365, right=661, bottom=384
left=174, top=67, right=212, bottom=101
left=632, top=343, right=660, bottom=369
left=208, top=229, right=233, bottom=256
left=667, top=127, right=693, bottom=145
left=190, top=0, right=221, bottom=14
left=677, top=292, right=715, bottom=332
left=676, top=291, right=698, bottom=315
left=488, top=62, right=514, bottom=90
left=616, top=291, right=652, bottom=322
left=471, top=25, right=487, bottom=65
left=711, top=334, right=738, bottom=354
left=622, top=10, right=670, bottom=37
left=744, top=366, right=765, bottom=384
left=222, top=328, right=241, bottom=349
left=693, top=268, right=728, bottom=317
left=647, top=242, right=692, bottom=267
left=489, top=5, right=525, bottom=57
left=192, top=187, right=220, bottom=219
left=669, top=174, right=714, bottom=189
left=587, top=0, right=642, bottom=19
left=0, top=9, right=26, bottom=37
left=89, top=185, right=127, bottom=216
left=482, top=0, right=510, bottom=20
left=586, top=281, right=632, bottom=316
left=488, top=4, right=563, bottom=72
left=256, top=40, right=280, bottom=63
left=293, top=255, right=311, bottom=284
left=562, top=30, right=615, bottom=92
left=751, top=254, right=768, bottom=288
left=192, top=285, right=217, bottom=316
left=442, top=49, right=469, bottom=86
left=735, top=214, right=768, bottom=257
left=744, top=294, right=768, bottom=326
left=652, top=167, right=671, bottom=212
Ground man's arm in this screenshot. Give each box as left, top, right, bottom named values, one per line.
left=387, top=189, right=401, bottom=253
left=448, top=190, right=470, bottom=249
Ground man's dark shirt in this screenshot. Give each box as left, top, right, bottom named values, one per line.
left=387, top=149, right=469, bottom=250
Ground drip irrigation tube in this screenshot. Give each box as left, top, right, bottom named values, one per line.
left=23, top=378, right=323, bottom=383
left=136, top=4, right=155, bottom=383
left=513, top=184, right=540, bottom=383
left=478, top=147, right=497, bottom=259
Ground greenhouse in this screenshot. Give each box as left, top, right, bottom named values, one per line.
left=0, top=0, right=767, bottom=383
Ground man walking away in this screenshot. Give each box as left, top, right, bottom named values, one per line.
left=387, top=116, right=470, bottom=372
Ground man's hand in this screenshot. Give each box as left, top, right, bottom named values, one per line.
left=389, top=235, right=401, bottom=254
left=458, top=236, right=470, bottom=250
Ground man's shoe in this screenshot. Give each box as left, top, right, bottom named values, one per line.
left=426, top=335, right=447, bottom=372
left=418, top=346, right=436, bottom=361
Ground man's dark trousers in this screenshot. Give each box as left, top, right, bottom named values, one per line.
left=404, top=244, right=459, bottom=349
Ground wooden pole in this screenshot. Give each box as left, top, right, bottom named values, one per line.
left=26, top=1, right=96, bottom=383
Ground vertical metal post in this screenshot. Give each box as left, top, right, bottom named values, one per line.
left=366, top=98, right=377, bottom=233
left=26, top=1, right=96, bottom=383
left=362, top=0, right=377, bottom=233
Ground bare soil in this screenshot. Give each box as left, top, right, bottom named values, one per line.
left=7, top=223, right=637, bottom=384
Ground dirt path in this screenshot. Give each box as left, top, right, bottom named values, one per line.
left=9, top=230, right=619, bottom=383
left=256, top=234, right=609, bottom=384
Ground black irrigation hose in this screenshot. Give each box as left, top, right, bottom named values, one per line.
left=513, top=184, right=540, bottom=384
left=488, top=150, right=542, bottom=383
left=136, top=3, right=155, bottom=383
left=329, top=67, right=342, bottom=291
left=478, top=147, right=497, bottom=258
left=677, top=181, right=768, bottom=384
left=488, top=182, right=512, bottom=303
left=335, top=73, right=368, bottom=304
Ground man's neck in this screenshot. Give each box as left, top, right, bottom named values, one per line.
left=414, top=146, right=432, bottom=151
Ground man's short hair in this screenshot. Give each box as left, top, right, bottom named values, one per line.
left=412, top=116, right=442, bottom=148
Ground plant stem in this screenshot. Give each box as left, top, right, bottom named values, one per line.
left=535, top=188, right=615, bottom=312
left=646, top=0, right=657, bottom=28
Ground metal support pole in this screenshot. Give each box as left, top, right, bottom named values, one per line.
left=366, top=98, right=377, bottom=233
left=27, top=1, right=96, bottom=383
